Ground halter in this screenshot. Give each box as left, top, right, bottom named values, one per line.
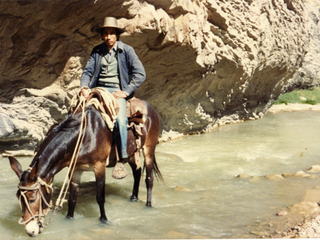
left=17, top=96, right=87, bottom=229
left=17, top=176, right=53, bottom=226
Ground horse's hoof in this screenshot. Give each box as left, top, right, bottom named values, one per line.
left=66, top=215, right=74, bottom=220
left=99, top=217, right=108, bottom=223
left=146, top=202, right=152, bottom=207
left=130, top=196, right=139, bottom=202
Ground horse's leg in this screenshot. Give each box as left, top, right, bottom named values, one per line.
left=67, top=170, right=83, bottom=219
left=143, top=146, right=156, bottom=207
left=95, top=162, right=107, bottom=223
left=129, top=157, right=141, bottom=202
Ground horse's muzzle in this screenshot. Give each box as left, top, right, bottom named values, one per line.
left=25, top=219, right=41, bottom=237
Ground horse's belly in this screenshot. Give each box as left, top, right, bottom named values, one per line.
left=76, top=164, right=93, bottom=171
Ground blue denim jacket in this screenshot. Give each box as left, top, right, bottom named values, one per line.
left=80, top=41, right=146, bottom=96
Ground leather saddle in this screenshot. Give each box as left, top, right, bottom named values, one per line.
left=126, top=97, right=147, bottom=124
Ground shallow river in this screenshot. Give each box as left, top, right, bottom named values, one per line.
left=1, top=111, right=320, bottom=239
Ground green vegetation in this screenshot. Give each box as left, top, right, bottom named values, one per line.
left=274, top=87, right=320, bottom=105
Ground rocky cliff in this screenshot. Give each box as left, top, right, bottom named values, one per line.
left=0, top=0, right=319, bottom=150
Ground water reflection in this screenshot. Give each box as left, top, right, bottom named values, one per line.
left=1, top=111, right=320, bottom=239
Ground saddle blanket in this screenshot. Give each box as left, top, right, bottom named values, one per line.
left=70, top=87, right=147, bottom=169
left=70, top=87, right=147, bottom=131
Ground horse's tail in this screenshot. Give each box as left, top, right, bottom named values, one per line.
left=142, top=156, right=164, bottom=182
left=153, top=158, right=164, bottom=182
left=141, top=100, right=164, bottom=182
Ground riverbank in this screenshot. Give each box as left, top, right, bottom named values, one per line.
left=273, top=214, right=320, bottom=238
left=267, top=103, right=320, bottom=238
left=158, top=103, right=320, bottom=143
left=267, top=103, right=320, bottom=114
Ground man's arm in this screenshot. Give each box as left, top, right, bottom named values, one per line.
left=123, top=46, right=146, bottom=96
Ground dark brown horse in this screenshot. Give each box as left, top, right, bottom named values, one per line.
left=8, top=99, right=162, bottom=237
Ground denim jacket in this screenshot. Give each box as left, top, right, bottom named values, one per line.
left=80, top=41, right=146, bottom=97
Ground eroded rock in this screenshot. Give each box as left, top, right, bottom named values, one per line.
left=0, top=0, right=320, bottom=149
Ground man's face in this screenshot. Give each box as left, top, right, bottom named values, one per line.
left=102, top=27, right=118, bottom=49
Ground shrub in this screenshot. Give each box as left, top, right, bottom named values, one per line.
left=274, top=88, right=320, bottom=105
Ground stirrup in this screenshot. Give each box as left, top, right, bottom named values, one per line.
left=112, top=162, right=128, bottom=179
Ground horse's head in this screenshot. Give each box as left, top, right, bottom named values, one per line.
left=9, top=156, right=53, bottom=237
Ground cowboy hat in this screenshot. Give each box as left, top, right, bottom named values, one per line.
left=99, top=17, right=125, bottom=34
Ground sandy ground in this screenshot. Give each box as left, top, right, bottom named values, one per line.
left=274, top=215, right=320, bottom=238
left=267, top=103, right=320, bottom=114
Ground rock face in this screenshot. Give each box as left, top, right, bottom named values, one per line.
left=0, top=0, right=320, bottom=150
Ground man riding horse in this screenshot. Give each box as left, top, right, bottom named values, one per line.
left=80, top=17, right=146, bottom=179
left=8, top=17, right=162, bottom=237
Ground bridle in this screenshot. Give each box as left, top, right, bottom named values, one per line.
left=16, top=96, right=87, bottom=229
left=17, top=176, right=53, bottom=226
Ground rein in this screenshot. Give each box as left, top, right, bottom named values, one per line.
left=54, top=96, right=87, bottom=211
left=18, top=177, right=53, bottom=225
left=18, top=96, right=88, bottom=227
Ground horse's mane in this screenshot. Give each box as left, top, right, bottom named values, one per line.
left=49, top=114, right=82, bottom=134
left=31, top=113, right=83, bottom=168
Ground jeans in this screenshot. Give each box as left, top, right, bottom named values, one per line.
left=105, top=87, right=128, bottom=159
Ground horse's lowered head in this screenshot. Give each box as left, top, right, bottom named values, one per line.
left=7, top=96, right=162, bottom=237
left=9, top=156, right=53, bottom=237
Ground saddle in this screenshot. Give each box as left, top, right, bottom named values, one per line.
left=70, top=88, right=147, bottom=169
left=70, top=87, right=147, bottom=128
left=125, top=97, right=147, bottom=170
left=126, top=97, right=147, bottom=135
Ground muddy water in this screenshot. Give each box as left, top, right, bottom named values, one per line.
left=1, top=111, right=320, bottom=239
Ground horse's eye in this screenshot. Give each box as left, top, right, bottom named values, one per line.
left=29, top=198, right=36, bottom=204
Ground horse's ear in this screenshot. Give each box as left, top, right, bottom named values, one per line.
left=8, top=156, right=23, bottom=179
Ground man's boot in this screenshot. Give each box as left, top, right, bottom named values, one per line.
left=112, top=146, right=128, bottom=179
left=112, top=161, right=128, bottom=179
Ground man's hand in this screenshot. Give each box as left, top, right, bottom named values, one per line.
left=113, top=90, right=128, bottom=99
left=81, top=88, right=90, bottom=99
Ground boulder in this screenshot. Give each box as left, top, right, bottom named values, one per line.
left=0, top=0, right=320, bottom=149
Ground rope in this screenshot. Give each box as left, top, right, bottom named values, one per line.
left=17, top=96, right=88, bottom=228
left=18, top=178, right=53, bottom=225
left=54, top=96, right=87, bottom=212
left=41, top=96, right=87, bottom=227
